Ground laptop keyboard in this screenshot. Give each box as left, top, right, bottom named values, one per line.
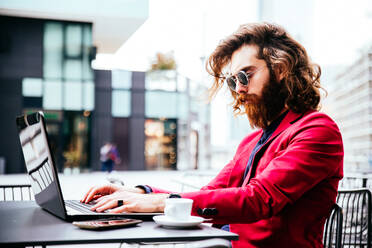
left=65, top=200, right=97, bottom=213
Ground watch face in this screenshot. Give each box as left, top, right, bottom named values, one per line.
left=169, top=194, right=182, bottom=198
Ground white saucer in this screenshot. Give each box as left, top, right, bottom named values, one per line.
left=153, top=215, right=205, bottom=227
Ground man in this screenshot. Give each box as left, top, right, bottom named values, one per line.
left=81, top=23, right=343, bottom=248
left=100, top=142, right=120, bottom=172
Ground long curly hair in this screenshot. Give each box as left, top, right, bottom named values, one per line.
left=206, top=22, right=324, bottom=114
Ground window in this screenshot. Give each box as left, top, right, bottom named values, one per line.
left=22, top=78, right=43, bottom=97
left=64, top=60, right=82, bottom=80
left=65, top=24, right=82, bottom=57
left=44, top=22, right=63, bottom=79
left=43, top=80, right=62, bottom=110
left=112, top=90, right=131, bottom=117
left=41, top=21, right=94, bottom=111
left=64, top=82, right=83, bottom=110
left=111, top=70, right=132, bottom=117
left=145, top=91, right=178, bottom=118
left=83, top=81, right=95, bottom=110
left=112, top=70, right=132, bottom=89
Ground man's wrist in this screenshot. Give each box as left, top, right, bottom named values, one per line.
left=135, top=185, right=152, bottom=194
left=134, top=187, right=145, bottom=194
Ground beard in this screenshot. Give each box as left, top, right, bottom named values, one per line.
left=236, top=75, right=287, bottom=129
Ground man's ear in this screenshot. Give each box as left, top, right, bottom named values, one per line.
left=274, top=64, right=286, bottom=82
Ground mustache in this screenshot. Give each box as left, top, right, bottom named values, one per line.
left=236, top=93, right=260, bottom=106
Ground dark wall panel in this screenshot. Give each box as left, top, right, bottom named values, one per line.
left=0, top=16, right=43, bottom=79
left=91, top=70, right=112, bottom=170
left=129, top=117, right=145, bottom=170
left=113, top=118, right=130, bottom=171
left=0, top=16, right=44, bottom=174
left=131, top=71, right=145, bottom=90
left=0, top=79, right=23, bottom=173
left=129, top=71, right=146, bottom=170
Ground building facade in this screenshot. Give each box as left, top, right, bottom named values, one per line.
left=0, top=16, right=210, bottom=174
left=93, top=69, right=211, bottom=172
left=326, top=47, right=372, bottom=172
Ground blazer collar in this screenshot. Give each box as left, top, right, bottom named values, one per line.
left=254, top=109, right=308, bottom=143
left=268, top=109, right=309, bottom=140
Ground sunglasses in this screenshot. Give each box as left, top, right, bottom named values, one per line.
left=225, top=67, right=264, bottom=92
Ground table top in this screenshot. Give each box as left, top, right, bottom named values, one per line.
left=0, top=201, right=238, bottom=246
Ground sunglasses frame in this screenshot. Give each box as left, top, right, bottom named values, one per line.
left=225, top=67, right=264, bottom=92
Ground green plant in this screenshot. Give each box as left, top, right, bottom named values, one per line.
left=150, top=52, right=176, bottom=71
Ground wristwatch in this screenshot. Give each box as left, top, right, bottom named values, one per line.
left=168, top=193, right=182, bottom=198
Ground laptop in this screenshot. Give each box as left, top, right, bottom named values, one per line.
left=16, top=111, right=160, bottom=222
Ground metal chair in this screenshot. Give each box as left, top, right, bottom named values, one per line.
left=0, top=184, right=33, bottom=201
left=323, top=203, right=343, bottom=248
left=337, top=188, right=372, bottom=248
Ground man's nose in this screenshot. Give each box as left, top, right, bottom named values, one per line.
left=235, top=80, right=248, bottom=94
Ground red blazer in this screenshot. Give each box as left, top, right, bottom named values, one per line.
left=152, top=110, right=344, bottom=248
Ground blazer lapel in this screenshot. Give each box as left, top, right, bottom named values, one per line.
left=228, top=131, right=262, bottom=187
left=241, top=110, right=309, bottom=186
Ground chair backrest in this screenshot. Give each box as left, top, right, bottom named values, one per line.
left=0, top=184, right=34, bottom=201
left=323, top=203, right=343, bottom=248
left=337, top=188, right=372, bottom=248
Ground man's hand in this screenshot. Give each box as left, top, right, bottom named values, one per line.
left=90, top=191, right=169, bottom=213
left=80, top=184, right=145, bottom=204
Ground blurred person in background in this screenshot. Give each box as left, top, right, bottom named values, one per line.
left=82, top=23, right=343, bottom=248
left=100, top=142, right=120, bottom=173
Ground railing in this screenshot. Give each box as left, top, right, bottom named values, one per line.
left=323, top=203, right=343, bottom=248
left=0, top=184, right=34, bottom=201
left=337, top=189, right=371, bottom=248
left=339, top=172, right=372, bottom=189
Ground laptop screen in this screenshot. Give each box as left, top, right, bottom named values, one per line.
left=16, top=112, right=67, bottom=219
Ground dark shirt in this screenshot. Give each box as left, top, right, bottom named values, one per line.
left=243, top=110, right=289, bottom=180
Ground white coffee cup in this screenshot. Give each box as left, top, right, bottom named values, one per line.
left=164, top=198, right=193, bottom=221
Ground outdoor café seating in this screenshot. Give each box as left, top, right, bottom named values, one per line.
left=1, top=172, right=372, bottom=247
left=337, top=188, right=371, bottom=248
left=323, top=203, right=343, bottom=248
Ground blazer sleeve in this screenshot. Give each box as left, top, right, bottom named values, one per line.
left=181, top=115, right=344, bottom=224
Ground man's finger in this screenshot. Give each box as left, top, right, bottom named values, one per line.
left=109, top=204, right=134, bottom=213
left=84, top=187, right=99, bottom=203
left=85, top=186, right=107, bottom=203
left=95, top=200, right=119, bottom=213
left=92, top=194, right=102, bottom=200
left=80, top=187, right=94, bottom=203
left=94, top=195, right=107, bottom=202
left=90, top=198, right=110, bottom=211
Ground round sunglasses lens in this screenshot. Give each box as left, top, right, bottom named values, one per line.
left=237, top=72, right=248, bottom=86
left=226, top=78, right=236, bottom=91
